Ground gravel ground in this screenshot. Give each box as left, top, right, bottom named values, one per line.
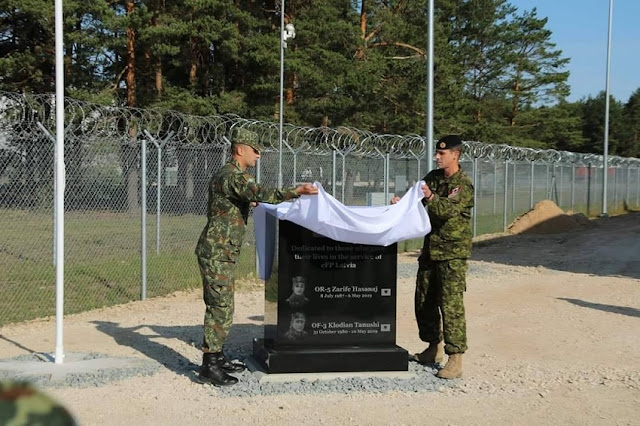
left=0, top=212, right=639, bottom=425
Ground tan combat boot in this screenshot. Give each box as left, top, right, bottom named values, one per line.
left=436, top=353, right=462, bottom=379
left=413, top=341, right=444, bottom=364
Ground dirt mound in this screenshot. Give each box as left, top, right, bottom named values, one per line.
left=507, top=200, right=591, bottom=235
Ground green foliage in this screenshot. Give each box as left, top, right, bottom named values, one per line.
left=0, top=0, right=638, bottom=155
left=580, top=92, right=625, bottom=154
left=620, top=89, right=640, bottom=157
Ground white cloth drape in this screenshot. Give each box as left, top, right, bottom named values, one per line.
left=283, top=181, right=430, bottom=246
left=254, top=181, right=431, bottom=279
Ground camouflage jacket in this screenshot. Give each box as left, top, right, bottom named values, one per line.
left=0, top=380, right=77, bottom=425
left=195, top=159, right=299, bottom=262
left=419, top=168, right=474, bottom=262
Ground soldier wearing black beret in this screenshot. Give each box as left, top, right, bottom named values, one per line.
left=392, top=134, right=473, bottom=379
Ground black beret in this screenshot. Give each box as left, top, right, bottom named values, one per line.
left=436, top=135, right=463, bottom=150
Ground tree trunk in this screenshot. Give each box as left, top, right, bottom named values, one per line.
left=124, top=0, right=139, bottom=212
left=360, top=0, right=367, bottom=39
left=510, top=80, right=520, bottom=127
left=286, top=74, right=295, bottom=105
left=189, top=36, right=198, bottom=87
left=155, top=57, right=163, bottom=98
left=125, top=0, right=137, bottom=107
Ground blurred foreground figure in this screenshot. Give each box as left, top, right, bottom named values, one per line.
left=0, top=380, right=77, bottom=426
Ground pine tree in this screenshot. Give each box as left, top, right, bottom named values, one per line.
left=0, top=0, right=55, bottom=92
left=619, top=89, right=640, bottom=157
left=503, top=7, right=570, bottom=127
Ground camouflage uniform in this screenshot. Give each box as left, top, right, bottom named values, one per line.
left=0, top=380, right=77, bottom=426
left=195, top=158, right=299, bottom=353
left=416, top=168, right=474, bottom=355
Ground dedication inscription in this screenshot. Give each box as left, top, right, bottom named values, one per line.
left=254, top=219, right=408, bottom=373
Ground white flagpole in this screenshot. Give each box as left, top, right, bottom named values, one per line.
left=54, top=0, right=65, bottom=364
left=426, top=0, right=434, bottom=173
left=602, top=0, right=613, bottom=216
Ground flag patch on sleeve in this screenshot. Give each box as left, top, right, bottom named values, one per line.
left=448, top=186, right=461, bottom=198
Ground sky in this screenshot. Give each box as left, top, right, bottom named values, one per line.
left=508, top=0, right=640, bottom=103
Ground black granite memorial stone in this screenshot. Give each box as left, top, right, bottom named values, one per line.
left=253, top=220, right=408, bottom=373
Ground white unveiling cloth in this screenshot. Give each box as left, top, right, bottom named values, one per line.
left=253, top=181, right=431, bottom=279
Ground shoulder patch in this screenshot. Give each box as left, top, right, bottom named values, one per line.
left=448, top=186, right=461, bottom=198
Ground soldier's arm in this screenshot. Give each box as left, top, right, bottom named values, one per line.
left=426, top=180, right=474, bottom=220
left=229, top=172, right=299, bottom=204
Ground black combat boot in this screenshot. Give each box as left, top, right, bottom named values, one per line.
left=218, top=350, right=246, bottom=373
left=198, top=352, right=238, bottom=386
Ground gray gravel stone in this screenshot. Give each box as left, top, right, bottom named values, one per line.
left=0, top=352, right=160, bottom=388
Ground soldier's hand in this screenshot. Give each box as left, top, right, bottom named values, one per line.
left=296, top=183, right=318, bottom=196
left=390, top=196, right=401, bottom=205
left=422, top=183, right=433, bottom=200
left=250, top=202, right=259, bottom=207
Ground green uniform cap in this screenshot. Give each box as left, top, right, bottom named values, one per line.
left=232, top=128, right=263, bottom=153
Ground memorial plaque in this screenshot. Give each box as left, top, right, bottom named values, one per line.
left=254, top=219, right=408, bottom=373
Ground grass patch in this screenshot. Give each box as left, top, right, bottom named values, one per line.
left=0, top=209, right=259, bottom=326
left=2, top=200, right=634, bottom=326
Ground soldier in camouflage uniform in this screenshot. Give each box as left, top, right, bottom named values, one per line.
left=194, top=127, right=318, bottom=386
left=393, top=135, right=473, bottom=379
left=0, top=380, right=77, bottom=425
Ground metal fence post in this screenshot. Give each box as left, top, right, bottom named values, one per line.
left=155, top=143, right=162, bottom=254
left=373, top=147, right=387, bottom=204
left=512, top=162, right=516, bottom=214
left=342, top=152, right=347, bottom=203
left=256, top=157, right=261, bottom=183
left=613, top=165, right=618, bottom=211
left=545, top=163, right=550, bottom=199
left=571, top=162, right=576, bottom=212
left=559, top=164, right=564, bottom=208
left=530, top=162, right=535, bottom=209
left=385, top=153, right=390, bottom=204
left=473, top=157, right=478, bottom=237
left=281, top=139, right=296, bottom=186
left=255, top=156, right=261, bottom=275
left=493, top=162, right=498, bottom=214
left=332, top=149, right=337, bottom=198
left=595, top=165, right=600, bottom=210
left=503, top=160, right=509, bottom=230
left=637, top=167, right=640, bottom=208
left=293, top=152, right=298, bottom=184
left=587, top=162, right=592, bottom=216
left=141, top=139, right=147, bottom=301
left=625, top=165, right=630, bottom=208
left=144, top=130, right=173, bottom=255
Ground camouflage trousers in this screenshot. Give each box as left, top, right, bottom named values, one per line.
left=197, top=255, right=236, bottom=353
left=415, top=258, right=468, bottom=355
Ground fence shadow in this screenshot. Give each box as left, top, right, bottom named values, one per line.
left=557, top=298, right=640, bottom=318
left=0, top=333, right=38, bottom=354
left=91, top=321, right=262, bottom=380
left=471, top=211, right=640, bottom=280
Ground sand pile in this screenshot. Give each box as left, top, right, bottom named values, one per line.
left=507, top=200, right=591, bottom=235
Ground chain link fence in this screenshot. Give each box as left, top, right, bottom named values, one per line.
left=1, top=92, right=639, bottom=325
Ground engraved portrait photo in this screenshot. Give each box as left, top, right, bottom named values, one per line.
left=284, top=312, right=308, bottom=341
left=285, top=275, right=310, bottom=309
